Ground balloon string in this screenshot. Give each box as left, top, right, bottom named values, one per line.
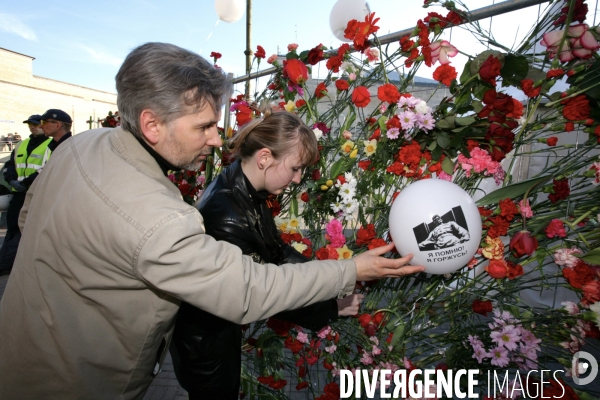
left=199, top=19, right=220, bottom=55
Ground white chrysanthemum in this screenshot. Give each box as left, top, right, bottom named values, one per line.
left=338, top=183, right=356, bottom=199
left=415, top=100, right=431, bottom=115
left=341, top=199, right=359, bottom=216
left=344, top=172, right=357, bottom=187
left=330, top=199, right=343, bottom=213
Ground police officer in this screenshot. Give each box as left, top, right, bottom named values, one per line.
left=0, top=114, right=53, bottom=274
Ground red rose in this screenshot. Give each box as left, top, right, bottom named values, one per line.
left=520, top=79, right=542, bottom=98
left=254, top=45, right=266, bottom=59
left=509, top=231, right=538, bottom=257
left=479, top=55, right=502, bottom=86
left=472, top=299, right=493, bottom=316
left=351, top=86, right=371, bottom=107
left=315, top=82, right=328, bottom=99
left=307, top=43, right=325, bottom=65
left=546, top=136, right=558, bottom=146
left=485, top=259, right=509, bottom=279
left=335, top=79, right=349, bottom=91
left=377, top=83, right=401, bottom=103
left=549, top=179, right=570, bottom=203
left=433, top=64, right=457, bottom=86
left=300, top=192, right=309, bottom=202
left=283, top=59, right=309, bottom=85
left=311, top=169, right=321, bottom=180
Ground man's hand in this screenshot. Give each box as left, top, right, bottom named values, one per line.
left=336, top=293, right=364, bottom=317
left=9, top=180, right=27, bottom=192
left=353, top=243, right=425, bottom=281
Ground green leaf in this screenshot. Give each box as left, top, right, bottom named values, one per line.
left=460, top=60, right=472, bottom=84
left=390, top=321, right=405, bottom=349
left=524, top=66, right=547, bottom=83
left=329, top=158, right=346, bottom=179
left=291, top=197, right=298, bottom=217
left=341, top=110, right=357, bottom=132
left=575, top=248, right=600, bottom=265
left=431, top=145, right=443, bottom=160
left=442, top=157, right=455, bottom=175
left=436, top=132, right=451, bottom=149
left=427, top=141, right=438, bottom=151
left=472, top=100, right=484, bottom=113
left=476, top=175, right=551, bottom=206
left=455, top=116, right=476, bottom=126
left=436, top=119, right=452, bottom=129
left=500, top=54, right=529, bottom=86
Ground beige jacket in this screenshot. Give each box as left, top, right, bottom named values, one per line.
left=0, top=127, right=356, bottom=399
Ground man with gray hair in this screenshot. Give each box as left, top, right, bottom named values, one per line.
left=0, top=42, right=423, bottom=399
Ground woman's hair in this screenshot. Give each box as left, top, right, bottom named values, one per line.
left=227, top=109, right=318, bottom=166
left=116, top=42, right=231, bottom=138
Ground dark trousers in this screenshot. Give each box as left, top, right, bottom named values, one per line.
left=0, top=192, right=26, bottom=272
left=169, top=303, right=242, bottom=400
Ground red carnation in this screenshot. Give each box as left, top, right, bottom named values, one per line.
left=509, top=231, right=538, bottom=257
left=351, top=86, right=371, bottom=107
left=562, top=94, right=590, bottom=121
left=549, top=179, right=570, bottom=203
left=485, top=259, right=509, bottom=279
left=300, top=192, right=309, bottom=202
left=433, top=64, right=457, bottom=86
left=521, top=79, right=542, bottom=98
left=562, top=262, right=594, bottom=289
left=546, top=136, right=558, bottom=146
left=315, top=82, right=328, bottom=99
left=472, top=299, right=493, bottom=316
left=266, top=318, right=294, bottom=336
left=254, top=45, right=266, bottom=59
left=335, top=79, right=349, bottom=91
left=367, top=238, right=388, bottom=250
left=545, top=219, right=566, bottom=238
left=377, top=83, right=401, bottom=103
left=356, top=224, right=376, bottom=246
left=307, top=43, right=325, bottom=65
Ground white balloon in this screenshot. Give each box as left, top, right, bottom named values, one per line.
left=214, top=0, right=245, bottom=23
left=329, top=0, right=370, bottom=42
left=389, top=179, right=482, bottom=275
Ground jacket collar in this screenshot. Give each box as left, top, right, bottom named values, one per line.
left=109, top=127, right=180, bottom=196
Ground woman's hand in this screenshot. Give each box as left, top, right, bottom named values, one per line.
left=353, top=243, right=425, bottom=281
left=336, top=293, right=364, bottom=317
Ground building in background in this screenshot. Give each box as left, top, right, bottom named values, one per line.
left=0, top=47, right=117, bottom=139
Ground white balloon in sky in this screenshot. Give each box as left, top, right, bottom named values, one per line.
left=329, top=0, right=370, bottom=42
left=214, top=0, right=245, bottom=23
left=389, top=179, right=482, bottom=275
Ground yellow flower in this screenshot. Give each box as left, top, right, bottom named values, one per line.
left=326, top=179, right=334, bottom=187
left=284, top=100, right=296, bottom=112
left=321, top=184, right=329, bottom=191
left=226, top=126, right=234, bottom=138
left=289, top=215, right=300, bottom=232
left=341, top=140, right=356, bottom=155
left=363, top=139, right=377, bottom=156
left=292, top=242, right=308, bottom=253
left=336, top=245, right=353, bottom=259
left=349, top=148, right=358, bottom=158
left=481, top=236, right=504, bottom=260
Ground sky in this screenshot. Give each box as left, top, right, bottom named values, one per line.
left=0, top=0, right=577, bottom=96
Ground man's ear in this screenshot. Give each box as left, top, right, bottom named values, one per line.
left=139, top=109, right=161, bottom=145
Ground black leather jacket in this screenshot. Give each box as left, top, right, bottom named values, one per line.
left=196, top=159, right=338, bottom=328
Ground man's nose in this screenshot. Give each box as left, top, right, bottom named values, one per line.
left=207, top=126, right=223, bottom=147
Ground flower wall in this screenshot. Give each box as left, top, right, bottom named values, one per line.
left=204, top=0, right=600, bottom=398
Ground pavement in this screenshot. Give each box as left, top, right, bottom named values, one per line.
left=0, top=227, right=189, bottom=399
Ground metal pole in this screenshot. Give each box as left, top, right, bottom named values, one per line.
left=231, top=0, right=550, bottom=85
left=244, top=0, right=252, bottom=99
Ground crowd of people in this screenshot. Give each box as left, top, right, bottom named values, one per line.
left=0, top=42, right=423, bottom=399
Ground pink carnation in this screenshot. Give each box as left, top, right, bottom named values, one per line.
left=553, top=247, right=583, bottom=268
left=519, top=199, right=533, bottom=219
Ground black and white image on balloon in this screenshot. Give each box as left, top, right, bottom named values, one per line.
left=414, top=206, right=470, bottom=251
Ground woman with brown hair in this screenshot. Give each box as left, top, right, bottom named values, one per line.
left=170, top=109, right=364, bottom=399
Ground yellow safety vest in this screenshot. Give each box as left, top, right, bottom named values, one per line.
left=13, top=137, right=52, bottom=192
